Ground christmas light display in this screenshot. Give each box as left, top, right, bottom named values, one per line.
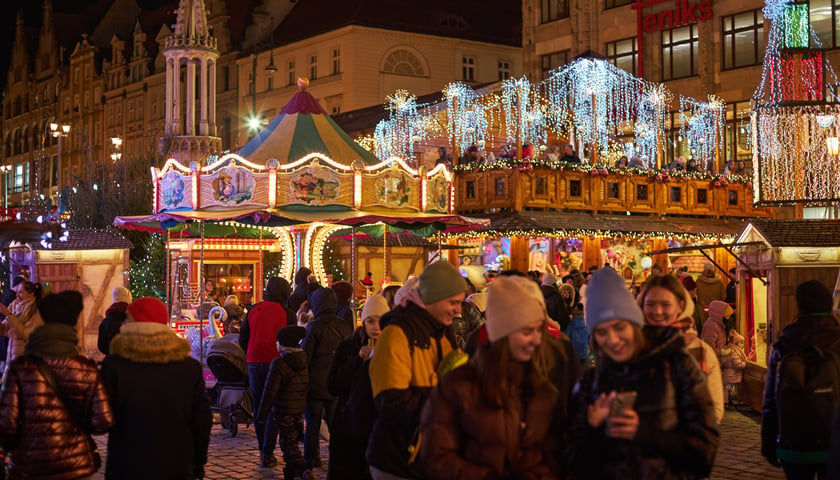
left=500, top=77, right=546, bottom=151
left=678, top=95, right=725, bottom=171
left=374, top=90, right=427, bottom=163
left=443, top=82, right=488, bottom=154
left=752, top=0, right=840, bottom=204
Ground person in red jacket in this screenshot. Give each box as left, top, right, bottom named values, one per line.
left=239, top=277, right=290, bottom=467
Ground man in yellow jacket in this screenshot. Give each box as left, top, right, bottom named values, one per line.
left=366, top=261, right=467, bottom=480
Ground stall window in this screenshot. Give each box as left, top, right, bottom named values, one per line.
left=495, top=177, right=506, bottom=196
left=608, top=182, right=620, bottom=199
left=670, top=186, right=682, bottom=202
left=637, top=184, right=648, bottom=200
left=536, top=176, right=548, bottom=195
left=569, top=179, right=582, bottom=197
left=466, top=180, right=476, bottom=199
left=697, top=188, right=708, bottom=204
left=728, top=190, right=739, bottom=205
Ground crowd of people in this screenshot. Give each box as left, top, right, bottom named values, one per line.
left=0, top=261, right=837, bottom=479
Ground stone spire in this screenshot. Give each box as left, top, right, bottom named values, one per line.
left=160, top=0, right=221, bottom=164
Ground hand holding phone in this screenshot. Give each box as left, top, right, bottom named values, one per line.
left=609, top=391, right=638, bottom=417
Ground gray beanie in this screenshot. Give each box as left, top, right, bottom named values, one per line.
left=418, top=261, right=467, bottom=305
left=584, top=268, right=645, bottom=335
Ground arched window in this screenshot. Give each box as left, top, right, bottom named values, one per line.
left=5, top=134, right=11, bottom=157
left=382, top=49, right=426, bottom=76
left=21, top=126, right=29, bottom=153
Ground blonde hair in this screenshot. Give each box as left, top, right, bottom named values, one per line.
left=224, top=295, right=239, bottom=307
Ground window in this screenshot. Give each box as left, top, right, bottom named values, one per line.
left=569, top=179, right=582, bottom=197
left=462, top=56, right=475, bottom=81
left=495, top=177, right=506, bottom=196
left=309, top=55, right=317, bottom=80
left=636, top=184, right=648, bottom=201
left=13, top=163, right=28, bottom=193
left=287, top=60, right=295, bottom=86
left=606, top=38, right=637, bottom=76
left=536, top=176, right=548, bottom=195
left=466, top=180, right=476, bottom=199
left=605, top=0, right=633, bottom=8
left=541, top=0, right=569, bottom=23
left=332, top=48, right=341, bottom=75
left=382, top=50, right=426, bottom=76
left=722, top=9, right=765, bottom=70
left=728, top=190, right=739, bottom=205
left=662, top=25, right=699, bottom=80
left=812, top=0, right=840, bottom=49
left=608, top=182, right=620, bottom=199
left=541, top=50, right=569, bottom=79
left=498, top=61, right=511, bottom=81
left=670, top=186, right=682, bottom=202
left=332, top=106, right=341, bottom=115
left=697, top=188, right=708, bottom=204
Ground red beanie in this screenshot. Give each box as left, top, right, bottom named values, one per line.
left=127, top=297, right=169, bottom=325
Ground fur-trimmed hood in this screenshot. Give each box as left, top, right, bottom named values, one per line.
left=110, top=322, right=192, bottom=364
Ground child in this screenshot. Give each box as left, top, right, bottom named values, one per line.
left=720, top=330, right=747, bottom=407
left=256, top=326, right=310, bottom=478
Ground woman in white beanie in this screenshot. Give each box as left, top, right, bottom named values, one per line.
left=326, top=294, right=390, bottom=480
left=419, top=275, right=574, bottom=479
left=566, top=268, right=719, bottom=480
left=637, top=274, right=725, bottom=425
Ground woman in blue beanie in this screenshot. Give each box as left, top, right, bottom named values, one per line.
left=566, top=268, right=719, bottom=480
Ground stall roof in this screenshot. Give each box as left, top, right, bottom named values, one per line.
left=32, top=228, right=134, bottom=251
left=736, top=219, right=840, bottom=247
left=480, top=212, right=747, bottom=237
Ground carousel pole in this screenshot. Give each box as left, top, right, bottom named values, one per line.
left=383, top=224, right=389, bottom=282
left=165, top=228, right=171, bottom=318
left=198, top=220, right=206, bottom=363
left=350, top=226, right=357, bottom=312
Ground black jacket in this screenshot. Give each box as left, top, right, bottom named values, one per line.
left=567, top=326, right=719, bottom=480
left=257, top=348, right=308, bottom=420
left=303, top=288, right=354, bottom=400
left=451, top=301, right=483, bottom=350
left=97, top=302, right=128, bottom=356
left=761, top=314, right=840, bottom=462
left=327, top=330, right=374, bottom=480
left=101, top=323, right=212, bottom=480
left=541, top=285, right=572, bottom=331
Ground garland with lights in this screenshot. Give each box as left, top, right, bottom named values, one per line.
left=441, top=228, right=735, bottom=243
left=129, top=233, right=167, bottom=299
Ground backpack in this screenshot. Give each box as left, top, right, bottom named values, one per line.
left=775, top=338, right=840, bottom=451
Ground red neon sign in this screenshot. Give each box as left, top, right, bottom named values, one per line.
left=632, top=0, right=714, bottom=78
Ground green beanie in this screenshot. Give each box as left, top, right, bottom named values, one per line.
left=418, top=261, right=467, bottom=305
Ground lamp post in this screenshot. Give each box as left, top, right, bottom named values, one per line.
left=49, top=122, right=70, bottom=211
left=0, top=165, right=11, bottom=216
left=110, top=136, right=123, bottom=177
left=247, top=52, right=279, bottom=134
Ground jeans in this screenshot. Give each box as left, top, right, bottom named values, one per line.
left=248, top=362, right=278, bottom=458
left=369, top=466, right=413, bottom=480
left=304, top=396, right=337, bottom=468
left=277, top=414, right=305, bottom=480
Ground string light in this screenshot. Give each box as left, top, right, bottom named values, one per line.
left=374, top=90, right=427, bottom=163
left=679, top=95, right=725, bottom=170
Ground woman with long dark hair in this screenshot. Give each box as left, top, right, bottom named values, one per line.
left=419, top=275, right=575, bottom=479
left=566, top=268, right=719, bottom=479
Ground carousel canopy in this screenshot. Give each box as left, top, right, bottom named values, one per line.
left=237, top=82, right=380, bottom=166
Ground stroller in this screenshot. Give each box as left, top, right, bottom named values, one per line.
left=206, top=334, right=253, bottom=436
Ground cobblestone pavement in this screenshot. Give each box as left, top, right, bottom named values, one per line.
left=89, top=407, right=784, bottom=479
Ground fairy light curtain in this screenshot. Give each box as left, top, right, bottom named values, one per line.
left=752, top=0, right=840, bottom=204
left=374, top=90, right=427, bottom=162
left=443, top=82, right=489, bottom=154
left=678, top=95, right=725, bottom=171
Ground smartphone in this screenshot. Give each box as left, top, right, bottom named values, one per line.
left=609, top=391, right=638, bottom=417
left=368, top=338, right=376, bottom=347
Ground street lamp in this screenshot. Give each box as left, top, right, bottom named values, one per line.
left=49, top=122, right=70, bottom=211
left=110, top=137, right=123, bottom=163
left=247, top=52, right=279, bottom=134
left=0, top=165, right=11, bottom=214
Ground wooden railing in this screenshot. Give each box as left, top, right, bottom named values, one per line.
left=454, top=167, right=772, bottom=218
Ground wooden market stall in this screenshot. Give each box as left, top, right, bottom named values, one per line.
left=732, top=219, right=840, bottom=410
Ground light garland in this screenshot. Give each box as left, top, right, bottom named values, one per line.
left=753, top=0, right=840, bottom=204
left=442, top=228, right=735, bottom=244
left=678, top=95, right=725, bottom=171
left=374, top=90, right=427, bottom=163
left=443, top=82, right=488, bottom=154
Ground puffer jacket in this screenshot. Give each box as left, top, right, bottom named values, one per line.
left=719, top=344, right=746, bottom=385
left=1, top=298, right=42, bottom=360
left=102, top=322, right=212, bottom=480
left=761, top=314, right=840, bottom=463
left=567, top=326, right=719, bottom=480
left=303, top=288, right=353, bottom=400
left=541, top=284, right=571, bottom=331
left=256, top=347, right=308, bottom=420
left=420, top=342, right=562, bottom=479
left=0, top=350, right=113, bottom=479
left=366, top=302, right=456, bottom=479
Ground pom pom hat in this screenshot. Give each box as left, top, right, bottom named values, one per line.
left=127, top=297, right=170, bottom=325
left=486, top=275, right=547, bottom=342
left=112, top=286, right=132, bottom=304
left=585, top=268, right=644, bottom=335
left=418, top=261, right=467, bottom=305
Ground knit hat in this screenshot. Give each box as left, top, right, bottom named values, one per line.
left=37, top=291, right=84, bottom=326
left=466, top=292, right=487, bottom=313
left=418, top=261, right=467, bottom=305
left=265, top=277, right=292, bottom=303
left=127, top=297, right=169, bottom=324
left=541, top=272, right=557, bottom=286
left=796, top=280, right=833, bottom=315
left=584, top=268, right=644, bottom=335
left=703, top=263, right=714, bottom=272
left=361, top=294, right=389, bottom=321
left=112, top=286, right=132, bottom=304
left=707, top=300, right=732, bottom=321
left=276, top=325, right=306, bottom=348
left=486, top=275, right=547, bottom=342
left=331, top=281, right=354, bottom=303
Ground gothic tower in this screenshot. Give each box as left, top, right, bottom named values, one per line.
left=159, top=0, right=221, bottom=164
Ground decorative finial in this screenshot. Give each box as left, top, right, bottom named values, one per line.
left=297, top=77, right=310, bottom=91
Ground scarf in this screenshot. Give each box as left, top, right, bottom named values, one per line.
left=24, top=323, right=80, bottom=359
